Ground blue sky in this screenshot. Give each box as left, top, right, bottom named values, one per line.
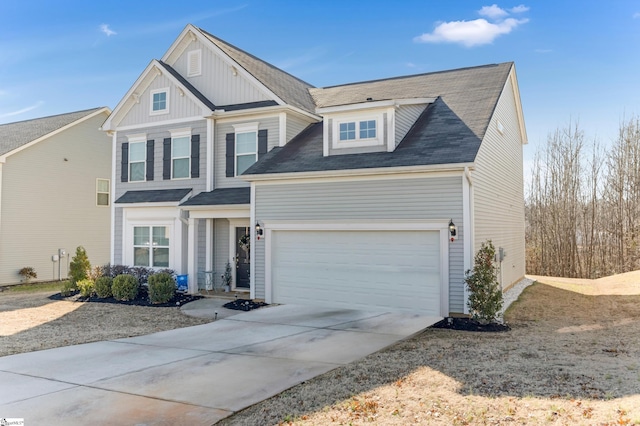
left=1, top=1, right=640, bottom=168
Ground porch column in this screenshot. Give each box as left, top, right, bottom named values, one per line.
left=187, top=217, right=199, bottom=294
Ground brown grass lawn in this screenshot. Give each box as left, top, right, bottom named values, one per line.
left=219, top=275, right=640, bottom=425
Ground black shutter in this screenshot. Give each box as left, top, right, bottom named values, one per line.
left=190, top=134, right=200, bottom=178
left=121, top=143, right=129, bottom=182
left=258, top=129, right=268, bottom=159
left=163, top=138, right=171, bottom=180
left=225, top=133, right=235, bottom=177
left=146, top=140, right=154, bottom=181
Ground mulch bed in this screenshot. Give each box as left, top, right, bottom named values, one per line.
left=431, top=317, right=511, bottom=332
left=49, top=288, right=202, bottom=307
left=223, top=298, right=268, bottom=311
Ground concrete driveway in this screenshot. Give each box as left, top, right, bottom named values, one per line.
left=0, top=303, right=439, bottom=425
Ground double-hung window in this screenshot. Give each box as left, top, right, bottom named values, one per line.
left=129, top=141, right=146, bottom=182
left=133, top=226, right=169, bottom=268
left=150, top=88, right=169, bottom=115
left=233, top=123, right=259, bottom=176
left=171, top=133, right=190, bottom=179
left=96, top=179, right=110, bottom=206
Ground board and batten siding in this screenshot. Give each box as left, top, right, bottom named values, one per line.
left=0, top=112, right=112, bottom=284
left=253, top=176, right=466, bottom=312
left=118, top=74, right=206, bottom=128
left=114, top=120, right=208, bottom=200
left=214, top=116, right=279, bottom=189
left=170, top=39, right=272, bottom=107
left=472, top=72, right=526, bottom=288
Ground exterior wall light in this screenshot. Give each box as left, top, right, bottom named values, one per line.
left=255, top=222, right=263, bottom=240
left=449, top=219, right=457, bottom=242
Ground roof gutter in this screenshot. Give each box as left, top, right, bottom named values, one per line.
left=241, top=162, right=475, bottom=182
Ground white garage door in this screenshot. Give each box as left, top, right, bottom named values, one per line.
left=270, top=229, right=443, bottom=315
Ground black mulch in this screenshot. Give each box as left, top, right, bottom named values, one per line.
left=49, top=288, right=202, bottom=307
left=223, top=298, right=268, bottom=311
left=431, top=317, right=511, bottom=332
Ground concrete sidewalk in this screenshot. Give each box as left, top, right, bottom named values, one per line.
left=0, top=303, right=439, bottom=425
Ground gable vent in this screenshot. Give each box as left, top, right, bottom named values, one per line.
left=187, top=49, right=202, bottom=77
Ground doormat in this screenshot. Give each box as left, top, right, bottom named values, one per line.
left=223, top=299, right=268, bottom=311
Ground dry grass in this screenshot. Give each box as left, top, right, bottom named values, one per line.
left=219, top=275, right=640, bottom=426
left=0, top=290, right=212, bottom=357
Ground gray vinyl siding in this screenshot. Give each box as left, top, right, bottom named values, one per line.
left=0, top=112, right=112, bottom=284
left=214, top=219, right=230, bottom=285
left=286, top=114, right=315, bottom=144
left=114, top=207, right=123, bottom=264
left=197, top=219, right=206, bottom=273
left=472, top=75, right=526, bottom=288
left=214, top=116, right=279, bottom=189
left=119, top=74, right=206, bottom=128
left=114, top=120, right=208, bottom=200
left=396, top=104, right=427, bottom=145
left=254, top=176, right=465, bottom=312
left=171, top=39, right=272, bottom=107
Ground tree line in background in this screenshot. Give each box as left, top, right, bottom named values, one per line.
left=526, top=116, right=640, bottom=278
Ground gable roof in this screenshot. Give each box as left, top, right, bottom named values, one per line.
left=195, top=27, right=317, bottom=114
left=157, top=61, right=216, bottom=111
left=0, top=107, right=108, bottom=157
left=243, top=63, right=516, bottom=177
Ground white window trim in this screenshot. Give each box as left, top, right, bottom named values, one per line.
left=128, top=137, right=146, bottom=182
left=332, top=112, right=384, bottom=149
left=150, top=87, right=169, bottom=115
left=132, top=225, right=171, bottom=268
left=170, top=128, right=191, bottom=180
left=96, top=178, right=110, bottom=207
left=187, top=49, right=202, bottom=77
left=233, top=122, right=259, bottom=177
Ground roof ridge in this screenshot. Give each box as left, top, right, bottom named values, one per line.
left=316, top=62, right=512, bottom=90
left=0, top=107, right=106, bottom=128
left=194, top=26, right=316, bottom=89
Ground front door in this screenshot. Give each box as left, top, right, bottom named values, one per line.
left=235, top=227, right=250, bottom=289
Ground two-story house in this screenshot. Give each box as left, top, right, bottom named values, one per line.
left=102, top=24, right=527, bottom=317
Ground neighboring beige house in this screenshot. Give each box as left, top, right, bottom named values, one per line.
left=0, top=107, right=112, bottom=284
left=103, top=24, right=527, bottom=316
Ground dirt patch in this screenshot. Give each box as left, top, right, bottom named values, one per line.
left=219, top=277, right=640, bottom=425
left=0, top=290, right=212, bottom=357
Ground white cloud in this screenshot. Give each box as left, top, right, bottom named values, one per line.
left=406, top=62, right=417, bottom=68
left=100, top=24, right=117, bottom=37
left=479, top=4, right=508, bottom=19
left=414, top=4, right=529, bottom=47
left=634, top=12, right=640, bottom=19
left=414, top=17, right=528, bottom=47
left=0, top=101, right=44, bottom=119
left=511, top=5, right=530, bottom=13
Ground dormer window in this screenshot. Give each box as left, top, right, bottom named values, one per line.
left=339, top=120, right=376, bottom=141
left=333, top=113, right=383, bottom=149
left=150, top=88, right=169, bottom=115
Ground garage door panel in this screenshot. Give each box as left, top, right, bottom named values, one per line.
left=271, top=229, right=442, bottom=315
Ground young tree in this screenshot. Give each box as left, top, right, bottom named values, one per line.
left=69, top=246, right=91, bottom=285
left=466, top=241, right=503, bottom=323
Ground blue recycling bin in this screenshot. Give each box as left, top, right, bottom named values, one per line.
left=176, top=274, right=188, bottom=292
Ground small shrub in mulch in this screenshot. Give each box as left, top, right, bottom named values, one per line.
left=49, top=287, right=202, bottom=308
left=223, top=299, right=268, bottom=311
left=431, top=317, right=510, bottom=332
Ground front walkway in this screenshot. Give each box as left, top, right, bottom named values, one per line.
left=0, top=304, right=439, bottom=425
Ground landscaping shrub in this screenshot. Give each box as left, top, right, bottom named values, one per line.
left=465, top=240, right=504, bottom=323
left=112, top=274, right=139, bottom=301
left=148, top=273, right=176, bottom=304
left=60, top=280, right=76, bottom=297
left=77, top=278, right=95, bottom=298
left=94, top=276, right=113, bottom=298
left=69, top=246, right=91, bottom=285
left=18, top=267, right=37, bottom=283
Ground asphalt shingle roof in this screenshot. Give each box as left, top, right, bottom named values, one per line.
left=196, top=27, right=317, bottom=114
left=180, top=187, right=250, bottom=206
left=115, top=189, right=192, bottom=204
left=0, top=108, right=105, bottom=156
left=157, top=61, right=216, bottom=111
left=244, top=63, right=513, bottom=176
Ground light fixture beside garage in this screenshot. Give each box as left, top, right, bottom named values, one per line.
left=449, top=219, right=457, bottom=242
left=255, top=222, right=263, bottom=240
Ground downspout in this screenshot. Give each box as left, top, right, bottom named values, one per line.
left=463, top=166, right=474, bottom=314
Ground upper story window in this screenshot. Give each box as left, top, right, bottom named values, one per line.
left=187, top=49, right=202, bottom=77
left=339, top=120, right=377, bottom=141
left=129, top=140, right=146, bottom=182
left=150, top=88, right=169, bottom=115
left=96, top=179, right=110, bottom=206
left=232, top=122, right=259, bottom=176
left=171, top=130, right=191, bottom=179
left=332, top=113, right=383, bottom=150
